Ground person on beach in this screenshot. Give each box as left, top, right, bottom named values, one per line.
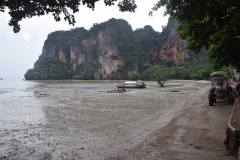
left=236, top=80, right=240, bottom=106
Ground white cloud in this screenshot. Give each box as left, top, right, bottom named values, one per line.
left=22, top=33, right=30, bottom=42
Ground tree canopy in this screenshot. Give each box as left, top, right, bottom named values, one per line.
left=150, top=0, right=240, bottom=69
left=0, top=0, right=137, bottom=33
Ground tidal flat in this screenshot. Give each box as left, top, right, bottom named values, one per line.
left=0, top=80, right=235, bottom=159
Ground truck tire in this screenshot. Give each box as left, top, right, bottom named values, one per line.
left=225, top=128, right=229, bottom=150
left=233, top=139, right=240, bottom=159
left=209, top=98, right=213, bottom=106
left=213, top=98, right=216, bottom=103
left=238, top=147, right=240, bottom=160
left=229, top=95, right=235, bottom=105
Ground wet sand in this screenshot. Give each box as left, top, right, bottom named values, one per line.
left=0, top=80, right=235, bottom=160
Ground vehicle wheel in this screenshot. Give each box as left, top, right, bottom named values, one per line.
left=238, top=147, right=240, bottom=160
left=233, top=139, right=240, bottom=159
left=229, top=95, right=235, bottom=105
left=213, top=98, right=216, bottom=103
left=209, top=98, right=213, bottom=106
left=225, top=128, right=229, bottom=150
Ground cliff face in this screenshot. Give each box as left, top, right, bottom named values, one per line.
left=68, top=31, right=126, bottom=79
left=31, top=18, right=190, bottom=80
left=151, top=31, right=188, bottom=66
left=34, top=19, right=139, bottom=79
left=149, top=19, right=188, bottom=66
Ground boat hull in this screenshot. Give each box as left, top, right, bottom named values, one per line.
left=114, top=80, right=146, bottom=89
left=116, top=84, right=146, bottom=88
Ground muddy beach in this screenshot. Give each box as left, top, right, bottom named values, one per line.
left=0, top=80, right=235, bottom=160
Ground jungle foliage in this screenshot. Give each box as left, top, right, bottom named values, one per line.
left=137, top=57, right=230, bottom=82
left=25, top=57, right=73, bottom=80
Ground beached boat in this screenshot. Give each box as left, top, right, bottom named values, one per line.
left=114, top=80, right=146, bottom=88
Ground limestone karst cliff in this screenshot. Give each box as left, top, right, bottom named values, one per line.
left=25, top=18, right=194, bottom=80
left=148, top=19, right=188, bottom=66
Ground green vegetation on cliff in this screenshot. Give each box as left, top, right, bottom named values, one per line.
left=25, top=57, right=73, bottom=80
left=25, top=18, right=216, bottom=80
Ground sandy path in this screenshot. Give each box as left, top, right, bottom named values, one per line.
left=113, top=81, right=235, bottom=160
left=0, top=80, right=236, bottom=160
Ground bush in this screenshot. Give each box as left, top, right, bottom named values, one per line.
left=83, top=72, right=94, bottom=80
left=130, top=74, right=139, bottom=80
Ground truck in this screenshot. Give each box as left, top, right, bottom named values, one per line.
left=208, top=71, right=235, bottom=106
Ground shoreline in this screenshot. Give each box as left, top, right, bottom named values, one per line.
left=0, top=80, right=235, bottom=159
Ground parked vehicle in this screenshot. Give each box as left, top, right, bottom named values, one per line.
left=208, top=71, right=235, bottom=106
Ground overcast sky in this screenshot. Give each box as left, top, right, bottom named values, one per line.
left=0, top=1, right=169, bottom=79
